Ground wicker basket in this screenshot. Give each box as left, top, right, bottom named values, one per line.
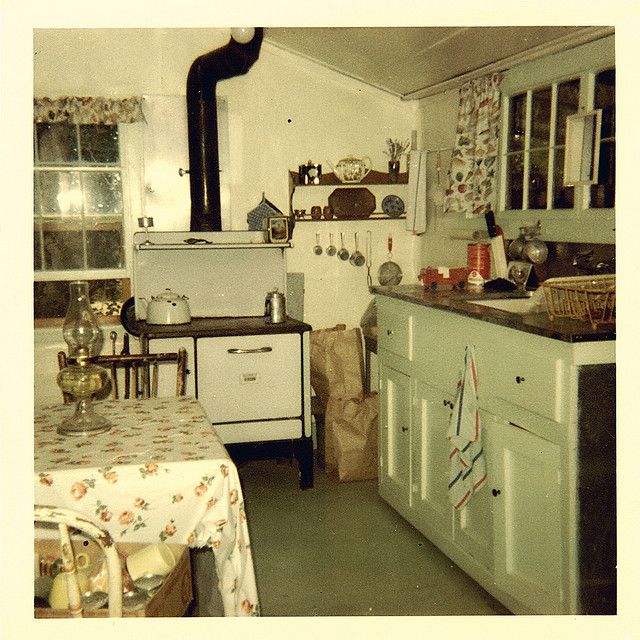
left=541, top=275, right=615, bottom=329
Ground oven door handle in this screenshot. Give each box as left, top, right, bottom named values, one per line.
left=227, top=347, right=273, bottom=354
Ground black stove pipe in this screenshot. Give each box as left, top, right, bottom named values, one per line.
left=186, top=28, right=263, bottom=231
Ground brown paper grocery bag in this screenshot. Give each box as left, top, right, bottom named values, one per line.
left=325, top=392, right=378, bottom=482
left=310, top=325, right=365, bottom=407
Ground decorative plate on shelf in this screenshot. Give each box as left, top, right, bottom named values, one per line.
left=382, top=194, right=405, bottom=217
left=327, top=188, right=376, bottom=219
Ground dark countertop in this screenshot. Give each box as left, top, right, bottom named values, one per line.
left=373, top=285, right=615, bottom=343
left=124, top=313, right=312, bottom=340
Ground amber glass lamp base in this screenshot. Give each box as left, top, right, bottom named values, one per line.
left=56, top=362, right=112, bottom=436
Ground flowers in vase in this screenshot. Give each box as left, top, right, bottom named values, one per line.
left=384, top=138, right=410, bottom=162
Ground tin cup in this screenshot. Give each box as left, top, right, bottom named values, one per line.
left=467, top=243, right=490, bottom=280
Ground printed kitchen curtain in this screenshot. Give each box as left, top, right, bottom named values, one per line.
left=444, top=73, right=502, bottom=218
left=34, top=96, right=144, bottom=125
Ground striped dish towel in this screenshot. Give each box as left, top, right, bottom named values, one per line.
left=447, top=345, right=487, bottom=509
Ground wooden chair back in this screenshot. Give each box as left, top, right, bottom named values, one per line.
left=57, top=349, right=187, bottom=401
left=34, top=505, right=123, bottom=617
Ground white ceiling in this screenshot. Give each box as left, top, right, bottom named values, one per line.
left=264, top=26, right=613, bottom=99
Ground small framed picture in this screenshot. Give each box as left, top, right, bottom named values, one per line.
left=267, top=216, right=290, bottom=243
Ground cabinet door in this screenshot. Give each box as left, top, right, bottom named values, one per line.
left=452, top=411, right=494, bottom=571
left=489, top=414, right=563, bottom=614
left=411, top=380, right=453, bottom=539
left=379, top=364, right=411, bottom=512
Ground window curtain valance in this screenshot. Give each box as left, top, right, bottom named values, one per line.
left=444, top=73, right=502, bottom=218
left=34, top=96, right=144, bottom=125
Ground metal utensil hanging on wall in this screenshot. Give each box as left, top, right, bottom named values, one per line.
left=377, top=234, right=403, bottom=285
left=366, top=230, right=373, bottom=290
left=326, top=233, right=337, bottom=257
left=338, top=232, right=350, bottom=261
left=313, top=232, right=323, bottom=255
left=350, top=232, right=365, bottom=267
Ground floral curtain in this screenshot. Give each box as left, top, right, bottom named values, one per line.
left=33, top=96, right=144, bottom=125
left=444, top=73, right=502, bottom=218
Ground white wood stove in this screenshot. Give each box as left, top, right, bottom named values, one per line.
left=126, top=230, right=313, bottom=488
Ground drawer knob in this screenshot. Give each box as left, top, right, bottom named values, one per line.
left=443, top=399, right=453, bottom=409
left=386, top=329, right=394, bottom=336
left=401, top=425, right=408, bottom=433
left=515, top=375, right=525, bottom=384
left=492, top=488, right=501, bottom=497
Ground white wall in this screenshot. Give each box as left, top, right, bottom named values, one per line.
left=33, top=28, right=418, bottom=402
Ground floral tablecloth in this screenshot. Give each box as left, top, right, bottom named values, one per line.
left=34, top=396, right=259, bottom=616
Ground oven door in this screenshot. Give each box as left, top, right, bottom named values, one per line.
left=196, top=333, right=302, bottom=425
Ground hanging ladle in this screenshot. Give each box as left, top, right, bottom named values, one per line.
left=326, top=232, right=337, bottom=257
left=350, top=232, right=365, bottom=267
left=313, top=232, right=323, bottom=255
left=338, top=232, right=350, bottom=261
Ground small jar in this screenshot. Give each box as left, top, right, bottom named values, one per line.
left=388, top=160, right=400, bottom=183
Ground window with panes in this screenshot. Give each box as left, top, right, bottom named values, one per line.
left=502, top=67, right=615, bottom=212
left=33, top=123, right=129, bottom=319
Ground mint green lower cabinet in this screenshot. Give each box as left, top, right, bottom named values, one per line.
left=410, top=379, right=454, bottom=541
left=452, top=412, right=494, bottom=572
left=411, top=379, right=494, bottom=572
left=378, top=363, right=412, bottom=516
left=376, top=294, right=616, bottom=614
left=376, top=295, right=579, bottom=614
left=486, top=412, right=563, bottom=614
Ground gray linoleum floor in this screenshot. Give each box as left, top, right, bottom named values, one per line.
left=237, top=459, right=510, bottom=617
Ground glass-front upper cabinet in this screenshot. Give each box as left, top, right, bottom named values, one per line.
left=498, top=34, right=615, bottom=243
left=591, top=68, right=616, bottom=208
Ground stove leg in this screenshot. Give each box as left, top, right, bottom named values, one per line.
left=294, top=437, right=314, bottom=489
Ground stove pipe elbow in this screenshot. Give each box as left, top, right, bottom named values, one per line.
left=186, top=28, right=263, bottom=231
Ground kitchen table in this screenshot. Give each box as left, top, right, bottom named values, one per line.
left=34, top=396, right=259, bottom=616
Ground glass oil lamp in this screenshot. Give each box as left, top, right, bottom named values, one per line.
left=56, top=281, right=111, bottom=436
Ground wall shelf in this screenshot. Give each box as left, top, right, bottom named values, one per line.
left=293, top=214, right=406, bottom=223
left=288, top=169, right=409, bottom=219
left=289, top=169, right=408, bottom=188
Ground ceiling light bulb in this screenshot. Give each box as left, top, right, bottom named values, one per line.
left=230, top=27, right=255, bottom=44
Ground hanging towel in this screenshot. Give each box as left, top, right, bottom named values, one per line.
left=447, top=345, right=487, bottom=509
left=406, top=150, right=427, bottom=235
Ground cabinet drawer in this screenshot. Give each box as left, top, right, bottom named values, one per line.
left=481, top=346, right=566, bottom=423
left=378, top=302, right=413, bottom=360
left=413, top=310, right=467, bottom=392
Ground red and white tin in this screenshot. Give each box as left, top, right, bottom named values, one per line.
left=467, top=243, right=490, bottom=280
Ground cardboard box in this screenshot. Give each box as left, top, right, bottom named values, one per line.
left=34, top=539, right=192, bottom=618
